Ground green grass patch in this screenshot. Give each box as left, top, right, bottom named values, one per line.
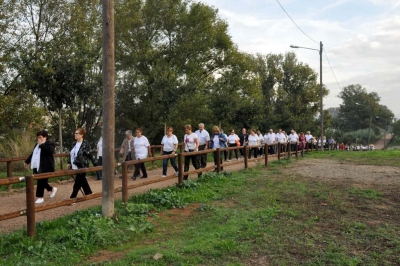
left=1, top=157, right=399, bottom=265
left=304, top=149, right=400, bottom=167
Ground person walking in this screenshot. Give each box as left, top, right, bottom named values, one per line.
left=288, top=130, right=299, bottom=152
left=132, top=128, right=151, bottom=180
left=305, top=131, right=313, bottom=150
left=265, top=129, right=276, bottom=155
left=96, top=134, right=102, bottom=180
left=119, top=130, right=135, bottom=174
left=248, top=129, right=260, bottom=159
left=227, top=129, right=239, bottom=161
left=276, top=129, right=286, bottom=153
left=67, top=128, right=94, bottom=198
left=24, top=130, right=58, bottom=204
left=239, top=127, right=248, bottom=157
left=220, top=129, right=229, bottom=161
left=195, top=123, right=210, bottom=168
left=183, top=124, right=201, bottom=180
left=210, top=126, right=227, bottom=171
left=161, top=126, right=179, bottom=177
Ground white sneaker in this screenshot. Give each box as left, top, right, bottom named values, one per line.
left=162, top=175, right=167, bottom=178
left=35, top=198, right=44, bottom=204
left=50, top=187, right=58, bottom=198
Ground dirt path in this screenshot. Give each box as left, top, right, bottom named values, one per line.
left=374, top=133, right=393, bottom=150
left=0, top=157, right=266, bottom=234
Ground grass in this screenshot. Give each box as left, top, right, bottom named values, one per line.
left=303, top=149, right=400, bottom=167
left=0, top=153, right=399, bottom=265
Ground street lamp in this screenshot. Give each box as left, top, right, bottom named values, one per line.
left=290, top=41, right=324, bottom=151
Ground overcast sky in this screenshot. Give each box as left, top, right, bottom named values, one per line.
left=198, top=0, right=400, bottom=118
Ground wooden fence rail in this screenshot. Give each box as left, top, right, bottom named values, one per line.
left=0, top=142, right=313, bottom=237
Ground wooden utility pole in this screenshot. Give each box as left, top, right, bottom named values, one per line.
left=102, top=0, right=115, bottom=217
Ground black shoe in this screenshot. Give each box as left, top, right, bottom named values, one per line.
left=132, top=175, right=138, bottom=180
left=97, top=178, right=102, bottom=180
left=140, top=175, right=148, bottom=179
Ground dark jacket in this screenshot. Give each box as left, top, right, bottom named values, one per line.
left=239, top=133, right=248, bottom=146
left=67, top=140, right=96, bottom=168
left=25, top=140, right=55, bottom=173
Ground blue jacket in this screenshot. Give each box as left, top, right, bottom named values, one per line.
left=210, top=133, right=227, bottom=148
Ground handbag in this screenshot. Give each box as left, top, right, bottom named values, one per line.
left=236, top=140, right=240, bottom=146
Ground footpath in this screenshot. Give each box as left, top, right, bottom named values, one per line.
left=0, top=157, right=266, bottom=234
left=374, top=133, right=393, bottom=150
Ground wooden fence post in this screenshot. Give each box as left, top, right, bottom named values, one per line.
left=216, top=148, right=221, bottom=173
left=264, top=144, right=268, bottom=167
left=243, top=147, right=248, bottom=169
left=178, top=153, right=183, bottom=185
left=25, top=175, right=35, bottom=238
left=295, top=142, right=298, bottom=157
left=287, top=143, right=290, bottom=159
left=122, top=162, right=128, bottom=203
left=278, top=143, right=281, bottom=161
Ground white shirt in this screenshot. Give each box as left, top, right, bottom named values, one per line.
left=71, top=141, right=83, bottom=170
left=195, top=129, right=210, bottom=146
left=213, top=135, right=220, bottom=148
left=31, top=144, right=41, bottom=170
left=305, top=134, right=313, bottom=142
left=161, top=135, right=178, bottom=152
left=248, top=134, right=259, bottom=146
left=276, top=133, right=286, bottom=143
left=288, top=133, right=299, bottom=143
left=265, top=133, right=276, bottom=145
left=97, top=137, right=102, bottom=158
left=184, top=133, right=198, bottom=151
left=258, top=134, right=264, bottom=144
left=134, top=136, right=150, bottom=159
left=227, top=134, right=239, bottom=144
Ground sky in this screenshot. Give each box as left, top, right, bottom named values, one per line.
left=197, top=0, right=400, bottom=118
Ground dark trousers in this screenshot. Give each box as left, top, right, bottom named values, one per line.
left=70, top=173, right=92, bottom=198
left=228, top=143, right=238, bottom=160
left=290, top=143, right=297, bottom=151
left=162, top=151, right=178, bottom=175
left=96, top=156, right=102, bottom=180
left=268, top=145, right=275, bottom=155
left=213, top=150, right=223, bottom=171
left=134, top=158, right=148, bottom=177
left=184, top=152, right=201, bottom=180
left=249, top=147, right=258, bottom=158
left=198, top=144, right=207, bottom=168
left=33, top=168, right=52, bottom=198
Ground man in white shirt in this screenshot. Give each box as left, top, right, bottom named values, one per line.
left=264, top=129, right=277, bottom=155
left=195, top=123, right=210, bottom=168
left=276, top=129, right=286, bottom=153
left=288, top=130, right=299, bottom=151
left=305, top=131, right=313, bottom=150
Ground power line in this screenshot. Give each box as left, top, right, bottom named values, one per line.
left=324, top=50, right=342, bottom=91
left=275, top=0, right=319, bottom=44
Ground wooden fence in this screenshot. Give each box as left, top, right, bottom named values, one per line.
left=0, top=142, right=317, bottom=237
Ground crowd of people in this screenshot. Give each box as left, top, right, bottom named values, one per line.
left=25, top=125, right=339, bottom=204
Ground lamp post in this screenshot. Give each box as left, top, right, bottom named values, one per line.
left=290, top=41, right=324, bottom=151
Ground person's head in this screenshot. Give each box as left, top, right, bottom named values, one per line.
left=250, top=129, right=256, bottom=135
left=256, top=130, right=261, bottom=135
left=278, top=129, right=282, bottom=133
left=269, top=129, right=273, bottom=134
left=36, top=130, right=49, bottom=142
left=212, top=126, right=220, bottom=134
left=291, top=129, right=295, bottom=134
left=185, top=124, right=192, bottom=134
left=282, top=130, right=286, bottom=134
left=135, top=128, right=142, bottom=137
left=166, top=126, right=173, bottom=136
left=230, top=129, right=235, bottom=135
left=74, top=128, right=86, bottom=141
left=198, top=123, right=204, bottom=130
left=300, top=132, right=304, bottom=136
left=241, top=127, right=247, bottom=133
left=125, top=130, right=133, bottom=139
left=220, top=129, right=224, bottom=133
left=307, top=131, right=310, bottom=135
